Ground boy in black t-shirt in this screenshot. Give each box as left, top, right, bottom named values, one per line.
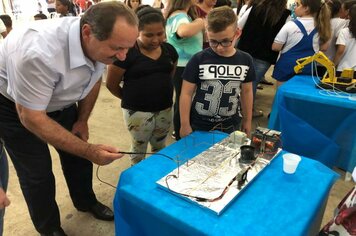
left=180, top=6, right=254, bottom=138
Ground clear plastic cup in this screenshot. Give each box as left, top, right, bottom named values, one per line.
left=282, top=153, right=301, bottom=174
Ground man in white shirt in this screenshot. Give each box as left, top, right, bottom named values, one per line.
left=0, top=2, right=138, bottom=236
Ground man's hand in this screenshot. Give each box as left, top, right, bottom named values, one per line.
left=72, top=120, right=89, bottom=141
left=0, top=187, right=10, bottom=210
left=84, top=144, right=125, bottom=165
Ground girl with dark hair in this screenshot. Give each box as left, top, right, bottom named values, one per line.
left=325, top=0, right=348, bottom=60
left=272, top=0, right=331, bottom=85
left=340, top=0, right=356, bottom=19
left=334, top=5, right=356, bottom=71
left=106, top=6, right=178, bottom=165
left=165, top=0, right=204, bottom=140
left=125, top=0, right=142, bottom=12
left=55, top=0, right=77, bottom=17
left=237, top=0, right=290, bottom=117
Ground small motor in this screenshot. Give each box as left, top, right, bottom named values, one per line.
left=251, top=127, right=281, bottom=159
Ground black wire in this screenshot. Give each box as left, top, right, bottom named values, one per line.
left=95, top=151, right=176, bottom=189
left=118, top=151, right=176, bottom=161
left=96, top=165, right=117, bottom=189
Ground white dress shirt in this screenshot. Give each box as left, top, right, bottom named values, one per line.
left=0, top=17, right=105, bottom=112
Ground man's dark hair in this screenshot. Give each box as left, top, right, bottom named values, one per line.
left=80, top=1, right=138, bottom=41
left=34, top=13, right=48, bottom=20
left=0, top=15, right=12, bottom=28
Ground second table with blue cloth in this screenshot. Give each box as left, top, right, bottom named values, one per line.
left=268, top=75, right=356, bottom=173
left=114, top=131, right=339, bottom=236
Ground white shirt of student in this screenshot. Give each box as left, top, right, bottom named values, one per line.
left=0, top=19, right=6, bottom=44
left=325, top=18, right=348, bottom=60
left=336, top=27, right=356, bottom=71
left=274, top=17, right=320, bottom=54
left=0, top=17, right=106, bottom=112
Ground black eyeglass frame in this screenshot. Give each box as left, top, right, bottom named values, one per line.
left=208, top=35, right=236, bottom=48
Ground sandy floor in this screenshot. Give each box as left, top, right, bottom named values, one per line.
left=3, top=74, right=354, bottom=235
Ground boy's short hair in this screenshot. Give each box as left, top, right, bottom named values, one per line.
left=207, top=6, right=237, bottom=33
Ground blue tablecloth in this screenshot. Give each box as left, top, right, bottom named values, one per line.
left=114, top=131, right=339, bottom=236
left=268, top=75, right=356, bottom=173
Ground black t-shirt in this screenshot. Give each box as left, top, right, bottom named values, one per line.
left=182, top=48, right=255, bottom=131
left=238, top=7, right=291, bottom=64
left=114, top=42, right=178, bottom=112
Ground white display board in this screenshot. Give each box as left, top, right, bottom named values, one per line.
left=157, top=134, right=280, bottom=215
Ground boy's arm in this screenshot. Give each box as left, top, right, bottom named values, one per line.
left=240, top=82, right=253, bottom=137
left=179, top=80, right=196, bottom=138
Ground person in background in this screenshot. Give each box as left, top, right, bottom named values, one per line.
left=56, top=0, right=77, bottom=17
left=179, top=6, right=254, bottom=138
left=165, top=0, right=205, bottom=140
left=0, top=15, right=11, bottom=35
left=339, top=0, right=356, bottom=19
left=237, top=0, right=290, bottom=117
left=214, top=0, right=231, bottom=7
left=125, top=0, right=142, bottom=12
left=0, top=15, right=10, bottom=44
left=0, top=140, right=10, bottom=236
left=237, top=0, right=250, bottom=19
left=152, top=0, right=164, bottom=9
left=272, top=0, right=331, bottom=86
left=34, top=13, right=48, bottom=20
left=0, top=2, right=138, bottom=235
left=0, top=19, right=5, bottom=41
left=196, top=0, right=217, bottom=48
left=319, top=166, right=356, bottom=235
left=47, top=0, right=56, bottom=13
left=324, top=0, right=348, bottom=61
left=107, top=5, right=178, bottom=165
left=334, top=5, right=356, bottom=72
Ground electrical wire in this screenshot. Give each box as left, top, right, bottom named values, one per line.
left=95, top=151, right=177, bottom=189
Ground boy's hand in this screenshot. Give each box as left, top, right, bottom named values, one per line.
left=0, top=187, right=10, bottom=210
left=241, top=119, right=251, bottom=137
left=180, top=125, right=193, bottom=138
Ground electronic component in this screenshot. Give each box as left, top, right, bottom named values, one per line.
left=251, top=127, right=281, bottom=160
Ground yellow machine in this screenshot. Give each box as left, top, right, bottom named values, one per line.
left=294, top=51, right=356, bottom=93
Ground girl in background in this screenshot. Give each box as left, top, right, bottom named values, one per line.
left=334, top=5, right=356, bottom=72
left=125, top=0, right=141, bottom=12
left=340, top=0, right=356, bottom=19
left=324, top=0, right=348, bottom=60
left=55, top=0, right=77, bottom=17
left=165, top=0, right=204, bottom=140
left=237, top=0, right=290, bottom=117
left=106, top=6, right=178, bottom=165
left=272, top=0, right=331, bottom=86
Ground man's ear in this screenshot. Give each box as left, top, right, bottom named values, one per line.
left=81, top=24, right=92, bottom=41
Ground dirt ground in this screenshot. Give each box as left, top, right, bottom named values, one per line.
left=3, top=71, right=355, bottom=235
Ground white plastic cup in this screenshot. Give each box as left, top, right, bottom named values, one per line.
left=282, top=153, right=301, bottom=174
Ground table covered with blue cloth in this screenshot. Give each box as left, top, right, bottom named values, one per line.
left=114, top=131, right=338, bottom=236
left=268, top=75, right=356, bottom=173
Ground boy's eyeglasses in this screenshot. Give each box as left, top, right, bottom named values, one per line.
left=209, top=36, right=235, bottom=48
